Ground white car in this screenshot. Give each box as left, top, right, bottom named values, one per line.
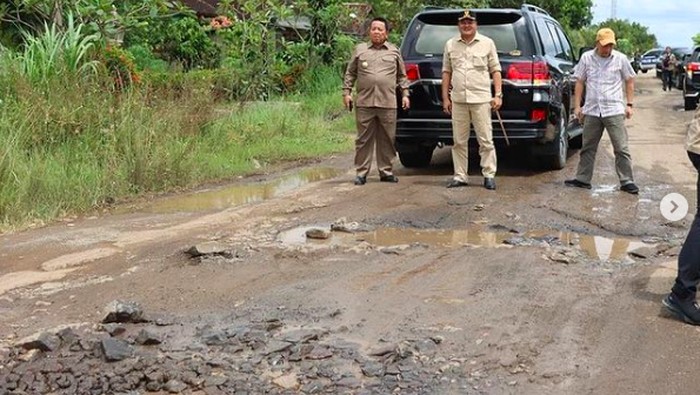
left=639, top=48, right=663, bottom=73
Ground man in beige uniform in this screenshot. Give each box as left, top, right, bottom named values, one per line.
left=663, top=106, right=700, bottom=325
left=343, top=17, right=410, bottom=185
left=442, top=10, right=502, bottom=190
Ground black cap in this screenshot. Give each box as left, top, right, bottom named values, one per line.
left=458, top=10, right=476, bottom=22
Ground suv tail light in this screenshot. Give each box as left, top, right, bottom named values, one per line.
left=687, top=62, right=700, bottom=78
left=530, top=109, right=546, bottom=122
left=505, top=61, right=550, bottom=85
left=406, top=63, right=420, bottom=81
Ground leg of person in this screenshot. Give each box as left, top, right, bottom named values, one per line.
left=375, top=108, right=399, bottom=182
left=603, top=114, right=638, bottom=194
left=662, top=71, right=669, bottom=90
left=664, top=151, right=700, bottom=324
left=353, top=107, right=377, bottom=184
left=448, top=103, right=471, bottom=187
left=566, top=115, right=604, bottom=188
left=470, top=102, right=497, bottom=189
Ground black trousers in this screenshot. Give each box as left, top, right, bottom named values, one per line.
left=662, top=70, right=674, bottom=90
left=672, top=151, right=700, bottom=300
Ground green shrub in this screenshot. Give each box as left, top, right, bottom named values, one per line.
left=126, top=44, right=169, bottom=72
left=126, top=16, right=220, bottom=70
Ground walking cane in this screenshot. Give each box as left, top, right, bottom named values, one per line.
left=495, top=110, right=510, bottom=146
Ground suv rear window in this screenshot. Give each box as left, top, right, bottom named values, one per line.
left=643, top=49, right=663, bottom=57
left=403, top=11, right=533, bottom=58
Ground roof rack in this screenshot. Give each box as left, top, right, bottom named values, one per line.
left=521, top=3, right=550, bottom=16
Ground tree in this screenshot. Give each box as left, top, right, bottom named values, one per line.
left=488, top=0, right=593, bottom=29
left=693, top=33, right=700, bottom=46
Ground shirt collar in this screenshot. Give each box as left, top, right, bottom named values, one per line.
left=458, top=32, right=483, bottom=45
left=367, top=41, right=389, bottom=50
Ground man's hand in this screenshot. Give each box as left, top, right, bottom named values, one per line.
left=625, top=106, right=633, bottom=119
left=402, top=96, right=410, bottom=110
left=343, top=94, right=353, bottom=111
left=442, top=98, right=452, bottom=115
left=574, top=107, right=584, bottom=123
left=491, top=97, right=502, bottom=111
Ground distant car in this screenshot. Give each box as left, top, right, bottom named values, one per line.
left=683, top=46, right=700, bottom=111
left=639, top=48, right=663, bottom=74
left=656, top=47, right=692, bottom=83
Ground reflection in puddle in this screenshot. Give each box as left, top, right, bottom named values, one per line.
left=121, top=167, right=343, bottom=214
left=278, top=225, right=651, bottom=262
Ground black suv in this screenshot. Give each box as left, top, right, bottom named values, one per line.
left=683, top=46, right=700, bottom=111
left=395, top=4, right=582, bottom=170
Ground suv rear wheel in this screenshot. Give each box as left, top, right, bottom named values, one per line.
left=397, top=145, right=435, bottom=168
left=538, top=110, right=568, bottom=170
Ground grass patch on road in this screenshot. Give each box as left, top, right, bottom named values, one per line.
left=0, top=64, right=354, bottom=231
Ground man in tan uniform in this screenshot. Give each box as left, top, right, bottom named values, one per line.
left=442, top=10, right=502, bottom=190
left=663, top=106, right=700, bottom=325
left=343, top=17, right=410, bottom=185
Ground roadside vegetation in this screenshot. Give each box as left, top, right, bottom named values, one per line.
left=0, top=0, right=695, bottom=230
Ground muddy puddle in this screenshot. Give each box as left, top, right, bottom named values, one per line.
left=119, top=167, right=343, bottom=214
left=278, top=225, right=650, bottom=262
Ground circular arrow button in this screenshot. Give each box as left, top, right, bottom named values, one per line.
left=660, top=193, right=689, bottom=222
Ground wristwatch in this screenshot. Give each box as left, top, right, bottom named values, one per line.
left=626, top=103, right=633, bottom=107
left=495, top=92, right=503, bottom=98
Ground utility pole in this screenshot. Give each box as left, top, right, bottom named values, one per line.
left=611, top=0, right=617, bottom=19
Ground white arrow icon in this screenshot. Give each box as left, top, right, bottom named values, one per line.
left=660, top=193, right=689, bottom=222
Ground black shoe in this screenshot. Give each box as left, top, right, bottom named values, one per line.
left=353, top=176, right=366, bottom=185
left=446, top=180, right=468, bottom=188
left=662, top=293, right=700, bottom=325
left=620, top=182, right=639, bottom=194
left=564, top=179, right=592, bottom=189
left=483, top=178, right=496, bottom=190
left=379, top=175, right=399, bottom=183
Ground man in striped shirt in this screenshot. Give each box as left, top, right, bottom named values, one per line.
left=564, top=28, right=638, bottom=194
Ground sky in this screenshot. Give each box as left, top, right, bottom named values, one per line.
left=591, top=0, right=700, bottom=48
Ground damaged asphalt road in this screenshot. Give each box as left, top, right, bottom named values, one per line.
left=1, top=73, right=700, bottom=394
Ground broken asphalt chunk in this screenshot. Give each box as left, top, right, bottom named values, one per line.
left=136, top=329, right=163, bottom=345
left=185, top=242, right=234, bottom=259
left=101, top=338, right=133, bottom=362
left=102, top=300, right=146, bottom=324
left=305, top=228, right=330, bottom=240
left=15, top=332, right=61, bottom=352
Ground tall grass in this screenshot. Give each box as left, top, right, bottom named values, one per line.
left=0, top=25, right=353, bottom=230
left=14, top=14, right=99, bottom=85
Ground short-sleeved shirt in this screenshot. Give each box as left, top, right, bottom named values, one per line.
left=442, top=32, right=501, bottom=104
left=342, top=42, right=409, bottom=109
left=687, top=106, right=700, bottom=155
left=574, top=49, right=635, bottom=117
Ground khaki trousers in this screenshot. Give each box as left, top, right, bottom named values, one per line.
left=355, top=107, right=397, bottom=178
left=451, top=102, right=497, bottom=182
left=575, top=114, right=634, bottom=185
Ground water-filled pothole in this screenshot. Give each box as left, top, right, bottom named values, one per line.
left=120, top=167, right=344, bottom=214
left=277, top=226, right=651, bottom=262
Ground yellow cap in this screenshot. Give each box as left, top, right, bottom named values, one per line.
left=596, top=28, right=616, bottom=46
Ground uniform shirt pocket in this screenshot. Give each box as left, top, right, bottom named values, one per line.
left=471, top=52, right=488, bottom=70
